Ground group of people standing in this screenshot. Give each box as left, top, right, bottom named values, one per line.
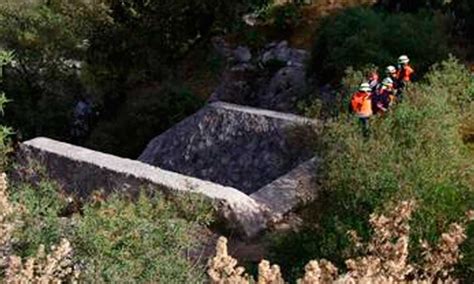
left=350, top=55, right=415, bottom=136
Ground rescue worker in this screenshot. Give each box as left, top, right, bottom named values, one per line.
left=396, top=55, right=414, bottom=102
left=372, top=78, right=394, bottom=114
left=386, top=66, right=399, bottom=85
left=385, top=65, right=401, bottom=103
left=351, top=82, right=373, bottom=136
left=368, top=71, right=380, bottom=93
left=397, top=55, right=415, bottom=83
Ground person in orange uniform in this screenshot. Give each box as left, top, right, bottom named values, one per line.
left=396, top=55, right=414, bottom=101
left=397, top=55, right=415, bottom=82
left=351, top=83, right=373, bottom=137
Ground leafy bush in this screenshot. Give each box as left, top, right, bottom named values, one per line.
left=10, top=179, right=68, bottom=258
left=269, top=57, right=474, bottom=281
left=310, top=7, right=449, bottom=83
left=266, top=3, right=302, bottom=31
left=73, top=193, right=213, bottom=282
left=84, top=0, right=270, bottom=87
left=0, top=0, right=268, bottom=156
left=0, top=0, right=110, bottom=141
left=7, top=174, right=215, bottom=282
left=0, top=50, right=13, bottom=171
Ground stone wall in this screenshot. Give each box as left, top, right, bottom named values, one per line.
left=139, top=102, right=317, bottom=194
left=17, top=137, right=267, bottom=238
left=251, top=157, right=320, bottom=221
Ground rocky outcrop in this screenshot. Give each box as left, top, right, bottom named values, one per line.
left=261, top=41, right=308, bottom=67
left=139, top=102, right=317, bottom=194
left=209, top=39, right=310, bottom=113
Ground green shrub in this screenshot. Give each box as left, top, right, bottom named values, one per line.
left=0, top=0, right=268, bottom=154
left=84, top=0, right=271, bottom=87
left=0, top=1, right=110, bottom=141
left=8, top=173, right=215, bottom=282
left=73, top=193, right=213, bottom=283
left=267, top=3, right=302, bottom=31
left=452, top=0, right=474, bottom=40
left=9, top=179, right=68, bottom=258
left=269, top=57, right=474, bottom=282
left=0, top=50, right=13, bottom=171
left=310, top=7, right=449, bottom=83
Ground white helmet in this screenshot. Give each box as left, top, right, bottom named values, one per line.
left=398, top=55, right=410, bottom=64
left=386, top=65, right=397, bottom=74
left=382, top=77, right=394, bottom=87
left=359, top=82, right=372, bottom=92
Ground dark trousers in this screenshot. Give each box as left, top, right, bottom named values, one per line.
left=396, top=89, right=404, bottom=102
left=359, top=117, right=370, bottom=137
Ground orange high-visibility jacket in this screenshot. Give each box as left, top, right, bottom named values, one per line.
left=397, top=65, right=414, bottom=82
left=351, top=91, right=372, bottom=118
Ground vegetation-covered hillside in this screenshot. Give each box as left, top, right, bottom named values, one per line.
left=0, top=0, right=473, bottom=283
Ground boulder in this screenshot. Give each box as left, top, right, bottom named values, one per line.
left=261, top=41, right=309, bottom=67
left=259, top=66, right=308, bottom=112
left=233, top=46, right=252, bottom=63
left=209, top=39, right=311, bottom=113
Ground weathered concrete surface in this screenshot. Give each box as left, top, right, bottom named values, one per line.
left=251, top=157, right=320, bottom=221
left=17, top=137, right=267, bottom=238
left=139, top=102, right=317, bottom=194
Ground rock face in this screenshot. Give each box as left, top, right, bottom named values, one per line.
left=138, top=102, right=316, bottom=194
left=209, top=39, right=310, bottom=113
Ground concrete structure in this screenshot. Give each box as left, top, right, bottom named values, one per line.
left=139, top=102, right=316, bottom=194
left=17, top=103, right=321, bottom=238
left=17, top=137, right=266, bottom=238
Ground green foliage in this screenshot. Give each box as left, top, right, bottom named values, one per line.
left=85, top=84, right=204, bottom=158
left=0, top=50, right=14, bottom=171
left=10, top=179, right=68, bottom=258
left=84, top=0, right=266, bottom=86
left=266, top=3, right=302, bottom=31
left=376, top=0, right=448, bottom=12
left=310, top=7, right=449, bottom=83
left=8, top=174, right=215, bottom=282
left=73, top=193, right=212, bottom=282
left=269, top=57, right=474, bottom=281
left=0, top=0, right=266, bottom=156
left=0, top=0, right=110, bottom=140
left=450, top=0, right=474, bottom=39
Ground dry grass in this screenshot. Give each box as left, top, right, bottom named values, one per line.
left=0, top=173, right=13, bottom=270
left=208, top=201, right=474, bottom=284
left=6, top=239, right=80, bottom=284
left=0, top=172, right=79, bottom=283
